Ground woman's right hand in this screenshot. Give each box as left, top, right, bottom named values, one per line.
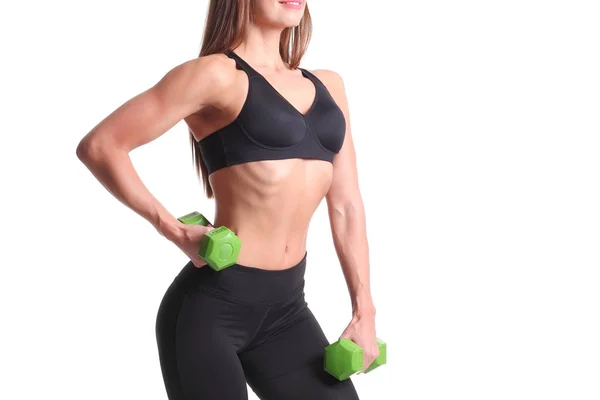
left=169, top=223, right=215, bottom=269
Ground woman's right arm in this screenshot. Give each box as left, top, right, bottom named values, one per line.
left=76, top=55, right=234, bottom=243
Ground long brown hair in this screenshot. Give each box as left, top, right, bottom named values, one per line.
left=190, top=0, right=313, bottom=198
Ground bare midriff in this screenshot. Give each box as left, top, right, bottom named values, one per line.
left=209, top=158, right=333, bottom=270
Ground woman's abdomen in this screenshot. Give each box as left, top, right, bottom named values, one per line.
left=209, top=158, right=332, bottom=270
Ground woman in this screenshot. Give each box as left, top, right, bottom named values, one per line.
left=76, top=0, right=378, bottom=398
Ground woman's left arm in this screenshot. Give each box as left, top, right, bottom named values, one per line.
left=313, top=69, right=379, bottom=371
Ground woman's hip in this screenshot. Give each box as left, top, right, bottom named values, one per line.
left=166, top=250, right=308, bottom=306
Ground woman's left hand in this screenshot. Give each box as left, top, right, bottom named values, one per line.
left=339, top=313, right=379, bottom=374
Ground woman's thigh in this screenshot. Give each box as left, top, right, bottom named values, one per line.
left=238, top=306, right=360, bottom=400
left=156, top=281, right=250, bottom=400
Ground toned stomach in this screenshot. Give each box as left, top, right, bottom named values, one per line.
left=209, top=158, right=333, bottom=270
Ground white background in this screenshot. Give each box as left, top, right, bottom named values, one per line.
left=1, top=0, right=599, bottom=399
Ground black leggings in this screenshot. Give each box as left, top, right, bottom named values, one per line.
left=155, top=252, right=360, bottom=399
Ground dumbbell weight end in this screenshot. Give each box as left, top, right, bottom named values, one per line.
left=324, top=337, right=387, bottom=381
left=176, top=211, right=241, bottom=271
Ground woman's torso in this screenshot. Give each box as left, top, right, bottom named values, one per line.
left=184, top=50, right=345, bottom=270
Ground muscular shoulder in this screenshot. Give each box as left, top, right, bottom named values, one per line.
left=191, top=53, right=237, bottom=89
left=157, top=53, right=238, bottom=111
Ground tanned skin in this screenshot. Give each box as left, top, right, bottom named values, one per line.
left=76, top=0, right=379, bottom=372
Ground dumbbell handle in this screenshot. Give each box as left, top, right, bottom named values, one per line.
left=177, top=211, right=238, bottom=235
left=176, top=211, right=242, bottom=271
left=177, top=211, right=212, bottom=226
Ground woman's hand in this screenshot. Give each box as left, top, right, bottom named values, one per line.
left=339, top=313, right=379, bottom=374
left=167, top=222, right=214, bottom=269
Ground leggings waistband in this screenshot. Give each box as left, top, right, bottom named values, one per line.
left=179, top=251, right=308, bottom=305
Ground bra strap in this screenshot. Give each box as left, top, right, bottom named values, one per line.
left=225, top=50, right=261, bottom=78
left=298, top=67, right=324, bottom=88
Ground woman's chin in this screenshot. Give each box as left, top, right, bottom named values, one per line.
left=282, top=19, right=303, bottom=28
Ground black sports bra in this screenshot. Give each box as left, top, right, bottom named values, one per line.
left=196, top=50, right=346, bottom=175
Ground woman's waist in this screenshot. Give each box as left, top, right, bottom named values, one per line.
left=233, top=237, right=309, bottom=269
left=181, top=250, right=308, bottom=305
left=210, top=212, right=309, bottom=270
left=213, top=210, right=311, bottom=239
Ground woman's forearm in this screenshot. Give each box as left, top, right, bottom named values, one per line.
left=77, top=141, right=181, bottom=241
left=329, top=198, right=376, bottom=318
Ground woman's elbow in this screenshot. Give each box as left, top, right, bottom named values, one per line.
left=76, top=132, right=117, bottom=166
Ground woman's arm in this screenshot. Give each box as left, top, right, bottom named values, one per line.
left=76, top=55, right=235, bottom=241
left=314, top=69, right=376, bottom=318
left=316, top=69, right=379, bottom=371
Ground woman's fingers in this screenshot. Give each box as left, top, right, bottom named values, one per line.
left=192, top=256, right=208, bottom=269
left=339, top=326, right=380, bottom=373
left=362, top=343, right=380, bottom=372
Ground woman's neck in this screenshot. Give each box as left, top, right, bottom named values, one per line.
left=234, top=24, right=288, bottom=71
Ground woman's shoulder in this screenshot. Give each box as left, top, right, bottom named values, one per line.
left=190, top=53, right=238, bottom=87
left=171, top=52, right=234, bottom=77
left=304, top=68, right=346, bottom=97
left=163, top=53, right=238, bottom=104
left=306, top=68, right=343, bottom=82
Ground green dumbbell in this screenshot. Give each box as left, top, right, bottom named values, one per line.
left=177, top=211, right=242, bottom=271
left=324, top=337, right=387, bottom=381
